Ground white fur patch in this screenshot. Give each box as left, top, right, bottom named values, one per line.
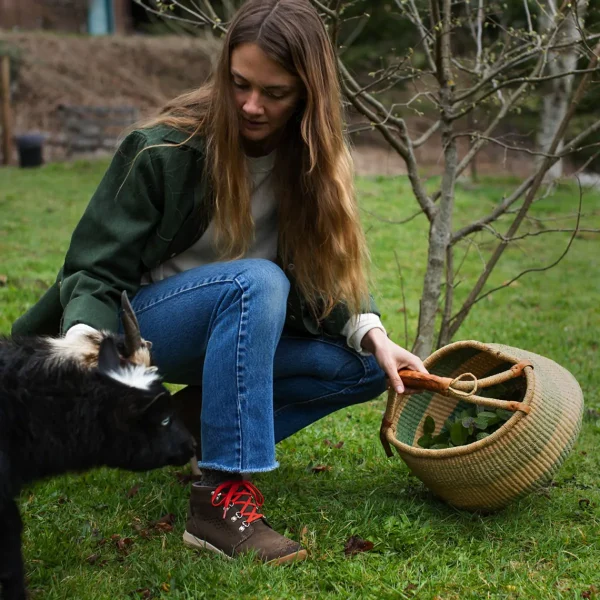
left=47, top=330, right=152, bottom=369
left=48, top=331, right=105, bottom=368
left=105, top=364, right=160, bottom=391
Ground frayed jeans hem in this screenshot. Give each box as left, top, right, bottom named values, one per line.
left=197, top=461, right=280, bottom=474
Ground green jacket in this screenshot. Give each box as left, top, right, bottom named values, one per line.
left=12, top=125, right=378, bottom=338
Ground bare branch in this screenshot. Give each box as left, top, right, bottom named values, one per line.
left=413, top=120, right=441, bottom=148
left=393, top=251, right=410, bottom=350
left=450, top=50, right=546, bottom=179
left=487, top=226, right=599, bottom=242
left=523, top=0, right=534, bottom=34
left=452, top=132, right=561, bottom=159
left=309, top=0, right=337, bottom=19
left=457, top=66, right=600, bottom=109
left=361, top=207, right=425, bottom=225
left=338, top=61, right=436, bottom=220
left=201, top=0, right=220, bottom=21
left=393, top=0, right=437, bottom=73
left=453, top=181, right=584, bottom=312
left=131, top=0, right=227, bottom=32
left=449, top=41, right=600, bottom=338
left=451, top=174, right=537, bottom=243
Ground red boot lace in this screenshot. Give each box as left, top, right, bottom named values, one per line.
left=211, top=480, right=265, bottom=524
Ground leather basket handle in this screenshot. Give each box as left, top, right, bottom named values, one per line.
left=397, top=360, right=533, bottom=414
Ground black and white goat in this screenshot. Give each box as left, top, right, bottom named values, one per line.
left=0, top=293, right=196, bottom=600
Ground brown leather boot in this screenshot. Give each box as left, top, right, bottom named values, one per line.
left=183, top=481, right=307, bottom=565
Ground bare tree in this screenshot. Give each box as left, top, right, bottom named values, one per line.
left=537, top=0, right=589, bottom=180
left=133, top=0, right=600, bottom=358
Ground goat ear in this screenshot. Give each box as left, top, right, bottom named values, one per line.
left=141, top=390, right=170, bottom=414
left=97, top=338, right=121, bottom=374
left=127, top=390, right=170, bottom=420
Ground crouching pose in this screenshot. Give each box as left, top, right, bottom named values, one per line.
left=1, top=294, right=196, bottom=600
left=12, top=0, right=426, bottom=565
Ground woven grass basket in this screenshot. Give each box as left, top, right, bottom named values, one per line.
left=380, top=340, right=584, bottom=511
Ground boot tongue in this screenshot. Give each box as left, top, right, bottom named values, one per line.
left=212, top=481, right=265, bottom=523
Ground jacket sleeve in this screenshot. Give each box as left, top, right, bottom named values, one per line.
left=59, top=131, right=163, bottom=334
left=321, top=294, right=380, bottom=337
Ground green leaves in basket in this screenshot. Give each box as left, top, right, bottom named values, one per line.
left=417, top=406, right=515, bottom=449
left=450, top=421, right=469, bottom=445
left=423, top=415, right=435, bottom=435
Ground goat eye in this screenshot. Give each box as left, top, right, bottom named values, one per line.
left=161, top=416, right=171, bottom=427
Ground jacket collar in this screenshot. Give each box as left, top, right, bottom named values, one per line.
left=160, top=126, right=206, bottom=154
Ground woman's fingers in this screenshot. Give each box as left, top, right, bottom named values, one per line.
left=384, top=361, right=406, bottom=394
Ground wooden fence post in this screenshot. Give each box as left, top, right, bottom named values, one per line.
left=1, top=55, right=13, bottom=166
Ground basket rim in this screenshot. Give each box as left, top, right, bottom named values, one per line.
left=385, top=340, right=535, bottom=459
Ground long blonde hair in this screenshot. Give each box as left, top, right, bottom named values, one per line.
left=141, top=0, right=370, bottom=319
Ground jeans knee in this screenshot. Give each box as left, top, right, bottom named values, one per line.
left=235, top=259, right=290, bottom=316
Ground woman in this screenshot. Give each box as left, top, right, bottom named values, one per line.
left=13, top=0, right=426, bottom=564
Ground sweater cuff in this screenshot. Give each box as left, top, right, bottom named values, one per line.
left=64, top=323, right=99, bottom=339
left=341, top=314, right=386, bottom=356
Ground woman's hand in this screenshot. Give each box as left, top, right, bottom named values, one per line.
left=361, top=328, right=428, bottom=394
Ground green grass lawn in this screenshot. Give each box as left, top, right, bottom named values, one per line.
left=1, top=160, right=599, bottom=599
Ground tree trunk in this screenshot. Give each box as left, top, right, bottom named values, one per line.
left=412, top=0, right=457, bottom=359
left=537, top=0, right=587, bottom=179
left=413, top=126, right=456, bottom=358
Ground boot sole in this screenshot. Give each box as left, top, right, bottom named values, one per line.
left=183, top=530, right=308, bottom=565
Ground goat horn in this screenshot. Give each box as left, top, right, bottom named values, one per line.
left=121, top=291, right=143, bottom=357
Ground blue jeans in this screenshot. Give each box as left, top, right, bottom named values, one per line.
left=128, top=259, right=386, bottom=474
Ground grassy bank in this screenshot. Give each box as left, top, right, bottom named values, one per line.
left=0, top=160, right=598, bottom=599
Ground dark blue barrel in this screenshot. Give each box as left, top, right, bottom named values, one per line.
left=15, top=133, right=45, bottom=168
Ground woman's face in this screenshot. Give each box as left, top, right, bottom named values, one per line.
left=230, top=43, right=303, bottom=154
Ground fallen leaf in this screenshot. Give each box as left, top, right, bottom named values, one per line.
left=323, top=439, right=344, bottom=449
left=86, top=553, right=101, bottom=565
left=311, top=465, right=332, bottom=473
left=149, top=513, right=176, bottom=533
left=344, top=535, right=374, bottom=555
left=300, top=525, right=309, bottom=547
left=127, top=484, right=140, bottom=498
left=0, top=274, right=7, bottom=286
left=161, top=583, right=170, bottom=592
left=116, top=537, right=134, bottom=552
left=154, top=513, right=175, bottom=526
left=133, top=588, right=152, bottom=599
